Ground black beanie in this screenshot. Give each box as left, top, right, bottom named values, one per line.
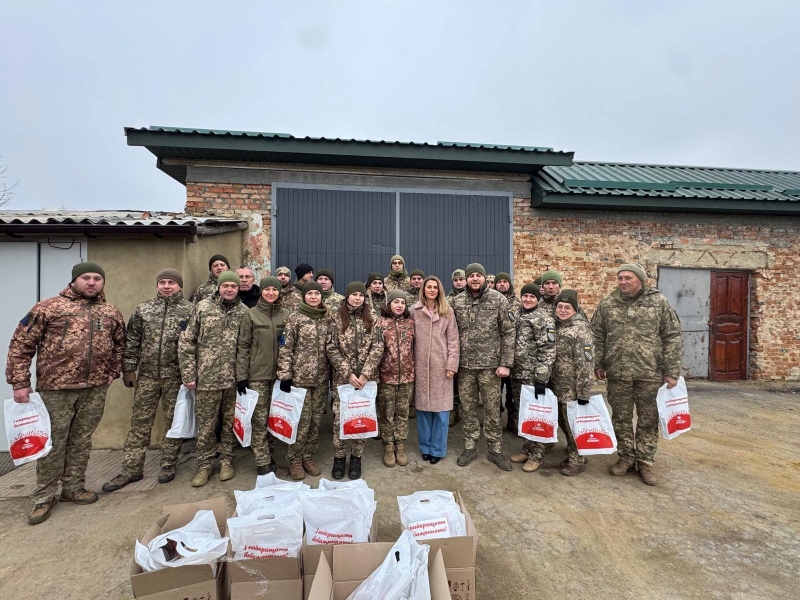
left=346, top=281, right=368, bottom=298
left=72, top=262, right=105, bottom=282
left=208, top=254, right=230, bottom=270
left=316, top=268, right=335, bottom=284
left=366, top=272, right=383, bottom=286
left=555, top=289, right=579, bottom=312
left=495, top=272, right=512, bottom=285
left=520, top=283, right=541, bottom=300
left=295, top=263, right=313, bottom=279
left=302, top=281, right=324, bottom=299
left=410, top=269, right=425, bottom=278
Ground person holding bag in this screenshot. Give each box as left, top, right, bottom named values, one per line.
left=410, top=276, right=459, bottom=464
left=276, top=281, right=332, bottom=480
left=377, top=290, right=415, bottom=468
left=326, top=282, right=384, bottom=480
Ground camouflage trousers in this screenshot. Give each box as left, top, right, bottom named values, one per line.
left=607, top=379, right=662, bottom=466
left=32, top=385, right=109, bottom=505
left=248, top=381, right=278, bottom=467
left=195, top=388, right=237, bottom=470
left=122, top=376, right=183, bottom=476
left=377, top=382, right=413, bottom=447
left=512, top=380, right=581, bottom=464
left=458, top=368, right=503, bottom=453
left=332, top=388, right=366, bottom=459
left=287, top=383, right=328, bottom=464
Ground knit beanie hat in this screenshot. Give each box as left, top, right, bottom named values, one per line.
left=495, top=272, right=512, bottom=284
left=316, top=268, right=335, bottom=284
left=302, top=281, right=324, bottom=299
left=520, top=283, right=541, bottom=299
left=259, top=276, right=281, bottom=291
left=366, top=272, right=383, bottom=286
left=533, top=276, right=542, bottom=286
left=410, top=269, right=425, bottom=278
left=156, top=268, right=183, bottom=288
left=390, top=254, right=405, bottom=268
left=72, top=262, right=105, bottom=281
left=216, top=271, right=240, bottom=288
left=540, top=270, right=563, bottom=286
left=387, top=289, right=407, bottom=305
left=208, top=254, right=230, bottom=270
left=555, top=289, right=579, bottom=312
left=452, top=269, right=465, bottom=280
left=275, top=266, right=291, bottom=276
left=618, top=263, right=648, bottom=283
left=295, top=263, right=313, bottom=279
left=465, top=263, right=486, bottom=278
left=346, top=281, right=368, bottom=298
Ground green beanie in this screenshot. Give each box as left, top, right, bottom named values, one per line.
left=259, top=276, right=281, bottom=291
left=387, top=289, right=407, bottom=305
left=465, top=263, right=486, bottom=278
left=208, top=254, right=230, bottom=270
left=156, top=268, right=183, bottom=288
left=495, top=272, right=512, bottom=284
left=410, top=269, right=425, bottom=278
left=346, top=281, right=368, bottom=298
left=366, top=272, right=383, bottom=286
left=316, top=268, right=335, bottom=284
left=540, top=270, right=563, bottom=286
left=520, top=283, right=541, bottom=299
left=618, top=263, right=648, bottom=283
left=452, top=269, right=465, bottom=280
left=72, top=262, right=105, bottom=282
left=390, top=254, right=405, bottom=267
left=216, top=271, right=240, bottom=288
left=302, top=281, right=324, bottom=299
left=555, top=289, right=579, bottom=312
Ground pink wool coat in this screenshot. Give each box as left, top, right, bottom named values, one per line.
left=411, top=301, right=460, bottom=412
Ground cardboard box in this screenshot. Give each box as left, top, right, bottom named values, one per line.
left=306, top=542, right=451, bottom=600
left=130, top=497, right=228, bottom=600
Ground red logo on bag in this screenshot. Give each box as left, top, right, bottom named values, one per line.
left=233, top=417, right=244, bottom=441
left=9, top=434, right=49, bottom=460
left=667, top=413, right=691, bottom=434
left=343, top=417, right=377, bottom=435
left=520, top=419, right=555, bottom=437
left=268, top=415, right=294, bottom=437
left=575, top=431, right=614, bottom=449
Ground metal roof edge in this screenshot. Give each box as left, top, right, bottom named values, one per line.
left=570, top=160, right=800, bottom=176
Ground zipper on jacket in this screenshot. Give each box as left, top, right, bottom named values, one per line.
left=57, top=318, right=71, bottom=349
left=85, top=303, right=93, bottom=384
left=353, top=320, right=362, bottom=376
left=314, top=319, right=320, bottom=385
left=157, top=298, right=167, bottom=379
left=395, top=318, right=401, bottom=384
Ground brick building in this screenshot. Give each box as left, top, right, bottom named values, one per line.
left=127, top=127, right=800, bottom=380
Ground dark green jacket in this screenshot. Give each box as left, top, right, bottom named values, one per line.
left=236, top=298, right=291, bottom=382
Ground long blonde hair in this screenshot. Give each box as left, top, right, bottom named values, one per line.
left=420, top=275, right=450, bottom=317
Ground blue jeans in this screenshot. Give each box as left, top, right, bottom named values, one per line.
left=417, top=410, right=449, bottom=458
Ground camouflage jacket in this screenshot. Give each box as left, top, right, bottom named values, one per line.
left=279, top=285, right=293, bottom=301
left=591, top=286, right=682, bottom=382
left=236, top=299, right=291, bottom=383
left=550, top=313, right=595, bottom=403
left=190, top=274, right=217, bottom=304
left=326, top=306, right=384, bottom=384
left=322, top=290, right=344, bottom=314
left=178, top=294, right=248, bottom=390
left=501, top=288, right=522, bottom=312
left=378, top=315, right=415, bottom=384
left=452, top=287, right=516, bottom=370
left=405, top=287, right=421, bottom=307
left=282, top=282, right=305, bottom=312
left=446, top=288, right=465, bottom=307
left=384, top=272, right=411, bottom=292
left=367, top=290, right=387, bottom=319
left=512, top=307, right=556, bottom=384
left=276, top=310, right=332, bottom=387
left=6, top=286, right=125, bottom=390
left=122, top=292, right=194, bottom=379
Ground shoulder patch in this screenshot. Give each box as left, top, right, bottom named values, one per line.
left=583, top=344, right=593, bottom=361
left=507, top=309, right=516, bottom=322
left=19, top=313, right=32, bottom=327
left=547, top=327, right=555, bottom=342
left=180, top=319, right=188, bottom=331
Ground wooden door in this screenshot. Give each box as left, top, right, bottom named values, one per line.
left=709, top=272, right=749, bottom=380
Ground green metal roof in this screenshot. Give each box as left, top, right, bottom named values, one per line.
left=533, top=162, right=800, bottom=215
left=125, top=126, right=573, bottom=184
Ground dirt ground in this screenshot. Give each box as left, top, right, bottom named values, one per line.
left=0, top=380, right=798, bottom=599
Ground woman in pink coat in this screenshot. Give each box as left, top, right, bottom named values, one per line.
left=410, top=275, right=460, bottom=463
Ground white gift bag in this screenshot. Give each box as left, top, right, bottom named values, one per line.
left=235, top=482, right=311, bottom=516
left=233, top=388, right=259, bottom=447
left=337, top=381, right=379, bottom=440
left=228, top=502, right=304, bottom=560
left=318, top=477, right=375, bottom=504
left=166, top=385, right=196, bottom=439
left=4, top=393, right=52, bottom=466
left=656, top=376, right=692, bottom=440
left=517, top=386, right=558, bottom=443
left=268, top=381, right=306, bottom=444
left=397, top=490, right=467, bottom=540
left=134, top=510, right=228, bottom=572
left=567, top=394, right=618, bottom=455
left=299, top=487, right=376, bottom=545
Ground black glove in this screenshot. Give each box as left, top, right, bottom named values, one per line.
left=577, top=398, right=589, bottom=406
left=280, top=379, right=293, bottom=393
left=534, top=382, right=546, bottom=397
left=236, top=380, right=248, bottom=395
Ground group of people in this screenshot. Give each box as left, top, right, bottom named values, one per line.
left=6, top=252, right=683, bottom=526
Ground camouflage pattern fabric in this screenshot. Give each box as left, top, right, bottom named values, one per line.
left=286, top=382, right=328, bottom=463
left=452, top=287, right=516, bottom=370
left=377, top=315, right=415, bottom=385
left=122, top=292, right=193, bottom=379
left=458, top=368, right=503, bottom=453
left=405, top=288, right=421, bottom=307
left=326, top=307, right=384, bottom=385
left=6, top=287, right=125, bottom=391
left=282, top=282, right=306, bottom=312
left=551, top=313, right=594, bottom=403
left=366, top=290, right=387, bottom=319
left=540, top=295, right=587, bottom=320
left=512, top=307, right=556, bottom=384
left=377, top=382, right=413, bottom=446
left=331, top=389, right=366, bottom=458
left=446, top=288, right=464, bottom=307
left=178, top=294, right=247, bottom=391
left=31, top=384, right=109, bottom=505
left=279, top=285, right=293, bottom=302
left=501, top=288, right=521, bottom=312
left=195, top=388, right=237, bottom=469
left=557, top=401, right=581, bottom=464
left=591, top=286, right=683, bottom=382
left=247, top=380, right=277, bottom=467
left=190, top=274, right=217, bottom=304
left=384, top=273, right=411, bottom=292
left=607, top=379, right=662, bottom=466
left=122, top=376, right=183, bottom=475
left=322, top=291, right=344, bottom=313
left=235, top=300, right=290, bottom=383
left=276, top=311, right=332, bottom=387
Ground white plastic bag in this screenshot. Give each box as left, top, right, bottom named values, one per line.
left=318, top=477, right=375, bottom=504
left=268, top=381, right=306, bottom=444
left=166, top=385, right=196, bottom=439
left=227, top=502, right=304, bottom=560
left=567, top=394, right=618, bottom=455
left=656, top=376, right=692, bottom=440
left=517, top=386, right=558, bottom=443
left=346, top=529, right=430, bottom=600
left=4, top=393, right=52, bottom=466
left=235, top=482, right=310, bottom=516
left=337, top=381, right=379, bottom=440
left=233, top=388, right=259, bottom=447
left=134, top=510, right=228, bottom=572
left=299, top=487, right=376, bottom=545
left=397, top=490, right=466, bottom=540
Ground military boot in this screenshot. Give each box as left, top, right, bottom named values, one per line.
left=348, top=456, right=362, bottom=480
left=289, top=462, right=306, bottom=480
left=257, top=459, right=278, bottom=476
left=383, top=444, right=396, bottom=467
left=219, top=461, right=235, bottom=481
left=102, top=472, right=143, bottom=493
left=157, top=465, right=176, bottom=484
left=457, top=448, right=477, bottom=467
left=395, top=444, right=408, bottom=467
left=331, top=457, right=346, bottom=480
left=510, top=452, right=528, bottom=464
left=191, top=467, right=213, bottom=487
left=488, top=452, right=513, bottom=472
left=560, top=460, right=586, bottom=476
left=28, top=498, right=58, bottom=525
left=608, top=459, right=634, bottom=477
left=59, top=488, right=98, bottom=504
left=637, top=462, right=659, bottom=486
left=302, top=458, right=321, bottom=476
left=522, top=459, right=541, bottom=473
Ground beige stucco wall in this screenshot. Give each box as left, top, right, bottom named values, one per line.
left=88, top=231, right=242, bottom=448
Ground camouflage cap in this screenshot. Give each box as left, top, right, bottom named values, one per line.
left=275, top=266, right=291, bottom=276
left=451, top=269, right=465, bottom=280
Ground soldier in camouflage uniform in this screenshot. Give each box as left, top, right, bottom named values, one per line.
left=538, top=270, right=587, bottom=319
left=235, top=276, right=291, bottom=476
left=6, top=262, right=125, bottom=524
left=190, top=254, right=230, bottom=304
left=486, top=274, right=495, bottom=289
left=277, top=281, right=332, bottom=480
left=406, top=269, right=424, bottom=306
left=494, top=272, right=521, bottom=427
left=316, top=268, right=344, bottom=313
left=452, top=263, right=515, bottom=471
left=275, top=266, right=293, bottom=301
left=384, top=254, right=411, bottom=292
left=508, top=283, right=557, bottom=472
left=283, top=263, right=315, bottom=312
left=179, top=271, right=248, bottom=487
left=326, top=282, right=384, bottom=480
left=103, top=268, right=193, bottom=493
left=446, top=269, right=466, bottom=427
left=592, top=263, right=682, bottom=486
left=366, top=272, right=387, bottom=318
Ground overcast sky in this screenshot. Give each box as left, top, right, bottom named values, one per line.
left=1, top=1, right=798, bottom=212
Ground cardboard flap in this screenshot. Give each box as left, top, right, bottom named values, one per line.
left=307, top=553, right=334, bottom=600
left=162, top=496, right=227, bottom=533
left=428, top=549, right=451, bottom=600
left=332, top=542, right=394, bottom=583
left=456, top=491, right=478, bottom=561
left=228, top=556, right=301, bottom=583
left=130, top=562, right=217, bottom=597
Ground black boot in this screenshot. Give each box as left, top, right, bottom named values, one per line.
left=348, top=455, right=362, bottom=480
left=332, top=456, right=346, bottom=480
